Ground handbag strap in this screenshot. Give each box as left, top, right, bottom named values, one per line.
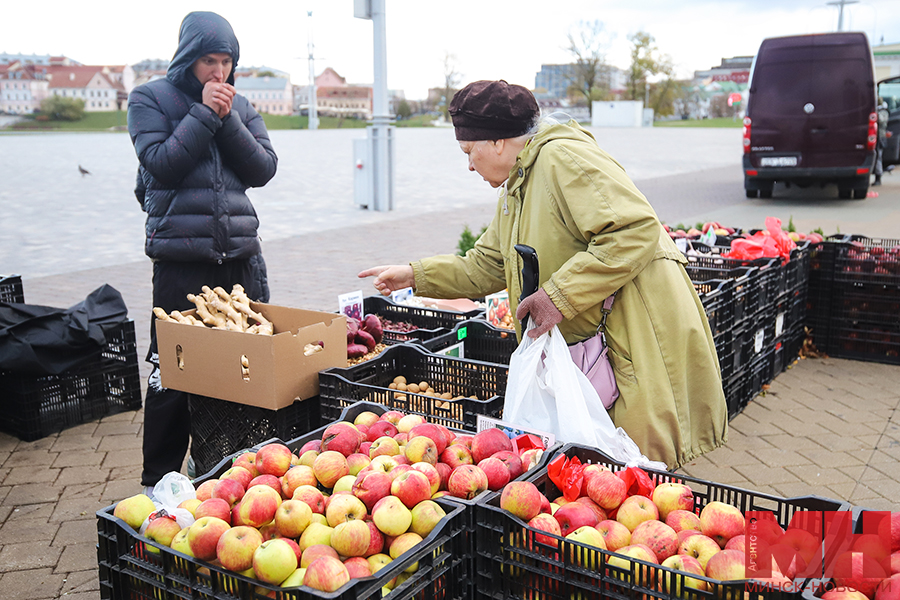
left=596, top=290, right=618, bottom=338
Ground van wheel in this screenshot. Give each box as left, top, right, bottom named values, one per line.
left=759, top=189, right=773, bottom=199
left=838, top=187, right=852, bottom=200
left=745, top=189, right=758, bottom=198
left=853, top=188, right=868, bottom=199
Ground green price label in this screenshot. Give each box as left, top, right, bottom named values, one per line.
left=457, top=327, right=468, bottom=340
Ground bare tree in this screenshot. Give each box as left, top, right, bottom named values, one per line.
left=565, top=20, right=612, bottom=117
left=441, top=52, right=462, bottom=122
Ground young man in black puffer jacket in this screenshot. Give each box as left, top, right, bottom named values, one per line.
left=128, top=11, right=278, bottom=490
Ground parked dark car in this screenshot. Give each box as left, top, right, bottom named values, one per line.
left=877, top=75, right=900, bottom=167
left=743, top=32, right=877, bottom=199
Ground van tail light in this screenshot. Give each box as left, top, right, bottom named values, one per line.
left=868, top=112, right=877, bottom=151
left=742, top=117, right=752, bottom=153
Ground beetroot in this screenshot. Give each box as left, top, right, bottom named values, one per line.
left=362, top=314, right=384, bottom=344
left=347, top=317, right=360, bottom=344
left=347, top=343, right=369, bottom=358
left=356, top=329, right=377, bottom=352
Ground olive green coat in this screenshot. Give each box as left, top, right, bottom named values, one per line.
left=412, top=120, right=727, bottom=469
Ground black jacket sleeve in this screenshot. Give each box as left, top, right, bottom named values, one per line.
left=215, top=99, right=278, bottom=188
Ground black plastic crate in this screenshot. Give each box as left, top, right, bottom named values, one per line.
left=318, top=344, right=506, bottom=430
left=97, top=446, right=469, bottom=600
left=0, top=274, right=24, bottom=303
left=419, top=319, right=519, bottom=365
left=777, top=241, right=812, bottom=303
left=732, top=309, right=776, bottom=375
left=774, top=287, right=807, bottom=343
left=687, top=264, right=760, bottom=329
left=474, top=443, right=850, bottom=600
left=363, top=296, right=482, bottom=344
left=832, top=235, right=900, bottom=289
left=188, top=395, right=321, bottom=477
left=0, top=320, right=142, bottom=441
left=723, top=370, right=745, bottom=420
left=773, top=325, right=805, bottom=374
left=695, top=278, right=734, bottom=339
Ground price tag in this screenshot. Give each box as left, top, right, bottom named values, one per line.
left=676, top=238, right=688, bottom=253
left=338, top=290, right=363, bottom=321
left=390, top=287, right=414, bottom=304
left=476, top=414, right=555, bottom=450
left=437, top=341, right=464, bottom=358
left=754, top=328, right=765, bottom=354
left=699, top=229, right=718, bottom=246
left=457, top=326, right=468, bottom=341
left=775, top=313, right=785, bottom=337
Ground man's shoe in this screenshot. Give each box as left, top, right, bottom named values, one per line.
left=143, top=485, right=155, bottom=498
left=873, top=176, right=882, bottom=186
left=187, top=456, right=196, bottom=478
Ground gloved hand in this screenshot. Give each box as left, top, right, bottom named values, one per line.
left=516, top=288, right=563, bottom=339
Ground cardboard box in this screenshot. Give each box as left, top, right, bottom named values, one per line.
left=156, top=303, right=347, bottom=410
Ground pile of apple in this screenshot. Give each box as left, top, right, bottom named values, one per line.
left=496, top=463, right=811, bottom=594
left=816, top=512, right=900, bottom=600
left=112, top=408, right=543, bottom=595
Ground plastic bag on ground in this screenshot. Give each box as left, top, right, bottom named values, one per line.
left=502, top=323, right=666, bottom=471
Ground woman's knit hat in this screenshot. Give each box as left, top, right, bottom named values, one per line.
left=449, top=80, right=539, bottom=141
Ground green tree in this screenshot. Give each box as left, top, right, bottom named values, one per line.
left=626, top=31, right=662, bottom=103
left=395, top=99, right=412, bottom=120
left=565, top=19, right=612, bottom=117
left=40, top=96, right=85, bottom=121
left=457, top=224, right=488, bottom=256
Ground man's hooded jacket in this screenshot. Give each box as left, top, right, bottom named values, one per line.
left=127, top=11, right=277, bottom=263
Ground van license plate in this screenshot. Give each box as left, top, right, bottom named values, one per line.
left=760, top=156, right=798, bottom=167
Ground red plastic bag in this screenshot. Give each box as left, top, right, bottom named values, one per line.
left=548, top=454, right=585, bottom=502
left=512, top=434, right=544, bottom=454
left=616, top=466, right=656, bottom=499
left=723, top=217, right=796, bottom=263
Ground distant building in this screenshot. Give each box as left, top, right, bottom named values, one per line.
left=45, top=65, right=128, bottom=111
left=0, top=53, right=80, bottom=67
left=0, top=63, right=49, bottom=114
left=693, top=56, right=753, bottom=85
left=314, top=67, right=372, bottom=119
left=874, top=42, right=900, bottom=80
left=235, top=75, right=293, bottom=115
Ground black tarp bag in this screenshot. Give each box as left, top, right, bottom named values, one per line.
left=0, top=284, right=128, bottom=375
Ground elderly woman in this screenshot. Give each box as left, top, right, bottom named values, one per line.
left=359, top=80, right=726, bottom=469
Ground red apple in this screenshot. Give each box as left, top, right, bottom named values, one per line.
left=321, top=421, right=362, bottom=457
left=499, top=481, right=543, bottom=522
left=440, top=444, right=474, bottom=468
left=391, top=469, right=433, bottom=508
left=528, top=512, right=562, bottom=548
left=325, top=493, right=367, bottom=527
left=216, top=525, right=263, bottom=572
left=352, top=470, right=393, bottom=512
left=631, top=519, right=679, bottom=563
left=699, top=501, right=745, bottom=548
left=705, top=548, right=746, bottom=581
left=292, top=484, right=325, bottom=514
left=404, top=435, right=439, bottom=465
left=187, top=516, right=231, bottom=561
left=586, top=470, right=627, bottom=510
left=491, top=450, right=524, bottom=480
left=651, top=482, right=694, bottom=521
left=237, top=484, right=282, bottom=528
left=666, top=509, right=701, bottom=533
left=876, top=573, right=900, bottom=600
left=408, top=423, right=449, bottom=455
left=410, top=462, right=441, bottom=496
left=248, top=473, right=281, bottom=495
left=447, top=464, right=488, bottom=500
left=833, top=551, right=888, bottom=598
left=470, top=428, right=514, bottom=463
left=367, top=420, right=399, bottom=442
left=679, top=533, right=724, bottom=571
left=255, top=442, right=294, bottom=477
left=281, top=465, right=317, bottom=499
left=195, top=497, right=232, bottom=524
left=660, top=554, right=707, bottom=594
left=232, top=452, right=260, bottom=478
left=574, top=497, right=608, bottom=523
left=313, top=451, right=350, bottom=489
left=554, top=501, right=599, bottom=536
left=343, top=556, right=373, bottom=579
left=331, top=519, right=371, bottom=558
left=478, top=457, right=511, bottom=491
left=435, top=462, right=452, bottom=491
left=220, top=465, right=254, bottom=491
left=274, top=499, right=312, bottom=539
left=596, top=519, right=632, bottom=552
left=616, top=494, right=659, bottom=532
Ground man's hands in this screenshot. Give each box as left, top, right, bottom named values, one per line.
left=515, top=288, right=563, bottom=338
left=358, top=265, right=415, bottom=296
left=202, top=81, right=236, bottom=118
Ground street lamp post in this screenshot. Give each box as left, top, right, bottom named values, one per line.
left=307, top=11, right=318, bottom=130
left=826, top=0, right=859, bottom=31
left=354, top=0, right=394, bottom=212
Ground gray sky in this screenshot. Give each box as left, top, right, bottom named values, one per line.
left=2, top=0, right=896, bottom=100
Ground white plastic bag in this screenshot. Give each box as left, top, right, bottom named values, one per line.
left=503, top=324, right=667, bottom=471
left=139, top=472, right=196, bottom=533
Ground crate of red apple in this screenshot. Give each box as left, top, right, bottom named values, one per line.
left=474, top=443, right=851, bottom=600
left=799, top=508, right=900, bottom=600
left=97, top=403, right=545, bottom=599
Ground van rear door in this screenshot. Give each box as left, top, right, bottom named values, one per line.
left=749, top=33, right=873, bottom=169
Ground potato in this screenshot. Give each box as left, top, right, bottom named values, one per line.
left=441, top=392, right=452, bottom=400
left=394, top=393, right=407, bottom=401
left=396, top=383, right=408, bottom=391
left=407, top=383, right=420, bottom=394
left=389, top=382, right=398, bottom=389
left=426, top=387, right=435, bottom=395
left=418, top=381, right=429, bottom=391
left=393, top=375, right=407, bottom=385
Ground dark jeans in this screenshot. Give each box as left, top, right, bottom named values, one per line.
left=142, top=259, right=255, bottom=486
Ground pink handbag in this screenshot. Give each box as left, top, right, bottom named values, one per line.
left=568, top=292, right=619, bottom=409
